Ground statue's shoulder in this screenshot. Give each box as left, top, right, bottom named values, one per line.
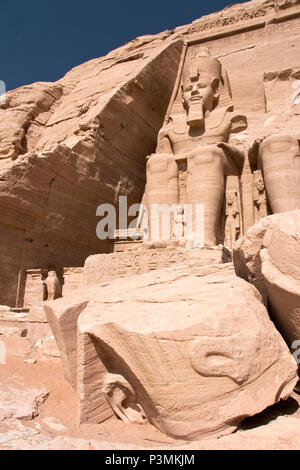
left=159, top=114, right=186, bottom=136
left=156, top=116, right=181, bottom=153
left=209, top=106, right=248, bottom=133
left=227, top=109, right=248, bottom=133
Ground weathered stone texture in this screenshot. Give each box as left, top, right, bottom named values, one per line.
left=233, top=210, right=300, bottom=303
left=260, top=212, right=300, bottom=352
left=76, top=261, right=297, bottom=439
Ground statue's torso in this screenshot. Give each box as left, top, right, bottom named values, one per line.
left=164, top=107, right=231, bottom=156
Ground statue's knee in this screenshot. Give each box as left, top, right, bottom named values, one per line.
left=259, top=135, right=299, bottom=156
left=146, top=154, right=177, bottom=177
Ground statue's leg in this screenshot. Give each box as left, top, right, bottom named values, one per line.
left=230, top=218, right=236, bottom=249
left=186, top=146, right=224, bottom=246
left=259, top=135, right=300, bottom=213
left=145, top=154, right=179, bottom=241
left=225, top=225, right=231, bottom=248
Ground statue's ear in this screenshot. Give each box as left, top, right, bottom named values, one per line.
left=212, top=78, right=220, bottom=100
left=214, top=88, right=220, bottom=100
left=181, top=84, right=185, bottom=100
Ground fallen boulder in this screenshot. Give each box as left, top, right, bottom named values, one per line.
left=76, top=262, right=297, bottom=439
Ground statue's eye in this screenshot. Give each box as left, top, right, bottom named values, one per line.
left=185, top=86, right=192, bottom=92
left=198, top=83, right=207, bottom=88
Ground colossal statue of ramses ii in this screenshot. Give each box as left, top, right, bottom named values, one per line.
left=141, top=47, right=247, bottom=247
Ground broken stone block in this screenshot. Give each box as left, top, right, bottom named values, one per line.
left=76, top=262, right=297, bottom=439
left=233, top=212, right=288, bottom=303
left=259, top=211, right=300, bottom=386
left=44, top=299, right=89, bottom=387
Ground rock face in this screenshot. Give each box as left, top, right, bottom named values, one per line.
left=57, top=261, right=296, bottom=440
left=0, top=385, right=49, bottom=422
left=0, top=40, right=182, bottom=307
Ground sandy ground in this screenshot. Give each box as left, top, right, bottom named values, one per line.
left=1, top=348, right=300, bottom=450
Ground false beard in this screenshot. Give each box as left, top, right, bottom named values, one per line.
left=186, top=99, right=204, bottom=129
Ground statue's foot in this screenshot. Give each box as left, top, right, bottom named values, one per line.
left=143, top=239, right=182, bottom=249
left=142, top=240, right=168, bottom=249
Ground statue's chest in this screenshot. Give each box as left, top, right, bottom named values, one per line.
left=169, top=121, right=229, bottom=154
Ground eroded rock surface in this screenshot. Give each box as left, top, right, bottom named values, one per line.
left=234, top=210, right=300, bottom=389
left=233, top=212, right=286, bottom=302
left=260, top=211, right=300, bottom=366
left=233, top=210, right=300, bottom=312
left=0, top=40, right=182, bottom=307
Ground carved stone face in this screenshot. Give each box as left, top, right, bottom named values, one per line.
left=181, top=73, right=219, bottom=128
left=226, top=191, right=235, bottom=205
left=182, top=77, right=215, bottom=112
left=255, top=176, right=264, bottom=191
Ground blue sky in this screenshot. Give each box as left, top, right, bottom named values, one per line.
left=1, top=0, right=249, bottom=91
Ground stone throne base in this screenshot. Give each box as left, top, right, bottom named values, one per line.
left=83, top=245, right=231, bottom=286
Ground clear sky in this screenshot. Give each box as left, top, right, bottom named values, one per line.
left=1, top=0, right=249, bottom=91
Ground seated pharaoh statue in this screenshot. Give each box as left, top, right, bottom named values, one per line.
left=139, top=47, right=247, bottom=248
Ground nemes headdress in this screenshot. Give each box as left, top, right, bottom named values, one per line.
left=182, top=47, right=233, bottom=109
left=164, top=46, right=233, bottom=122
left=184, top=47, right=221, bottom=82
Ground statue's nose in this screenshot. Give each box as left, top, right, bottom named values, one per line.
left=191, top=87, right=199, bottom=95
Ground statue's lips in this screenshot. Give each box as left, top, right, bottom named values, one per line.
left=190, top=96, right=203, bottom=103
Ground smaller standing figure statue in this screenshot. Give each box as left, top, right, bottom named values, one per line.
left=253, top=169, right=267, bottom=222
left=225, top=189, right=240, bottom=249
left=44, top=270, right=62, bottom=301
left=173, top=205, right=185, bottom=240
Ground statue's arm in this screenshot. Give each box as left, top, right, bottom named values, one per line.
left=140, top=122, right=173, bottom=211
left=155, top=123, right=173, bottom=154
left=218, top=112, right=247, bottom=175
left=136, top=191, right=148, bottom=230
left=217, top=142, right=245, bottom=176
